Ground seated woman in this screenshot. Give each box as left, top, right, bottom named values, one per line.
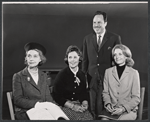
left=13, top=42, right=55, bottom=120
left=99, top=44, right=140, bottom=120
left=53, top=45, right=93, bottom=120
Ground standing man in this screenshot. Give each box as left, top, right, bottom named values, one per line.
left=82, top=11, right=121, bottom=119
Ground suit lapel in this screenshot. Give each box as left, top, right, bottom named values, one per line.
left=112, top=66, right=130, bottom=83
left=22, top=67, right=41, bottom=91
left=37, top=70, right=45, bottom=91
left=120, top=66, right=130, bottom=82
left=99, top=31, right=108, bottom=51
left=112, top=66, right=120, bottom=83
left=92, top=34, right=98, bottom=52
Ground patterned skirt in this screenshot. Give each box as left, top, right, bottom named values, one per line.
left=61, top=107, right=93, bottom=120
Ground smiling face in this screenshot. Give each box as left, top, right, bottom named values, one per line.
left=68, top=51, right=80, bottom=69
left=113, top=48, right=127, bottom=66
left=26, top=50, right=41, bottom=68
left=93, top=14, right=107, bottom=35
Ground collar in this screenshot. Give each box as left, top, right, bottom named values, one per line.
left=116, top=64, right=126, bottom=69
left=28, top=67, right=38, bottom=75
left=21, top=67, right=44, bottom=76
left=113, top=65, right=130, bottom=74
left=69, top=66, right=79, bottom=76
left=96, top=29, right=106, bottom=42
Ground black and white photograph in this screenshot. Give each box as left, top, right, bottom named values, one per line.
left=2, top=1, right=148, bottom=120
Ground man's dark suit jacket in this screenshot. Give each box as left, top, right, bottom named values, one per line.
left=12, top=67, right=54, bottom=119
left=82, top=31, right=121, bottom=88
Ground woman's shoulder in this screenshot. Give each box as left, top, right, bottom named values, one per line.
left=55, top=67, right=69, bottom=78
left=128, top=66, right=139, bottom=74
left=78, top=69, right=85, bottom=74
left=106, top=66, right=114, bottom=72
left=38, top=69, right=47, bottom=76
left=13, top=67, right=27, bottom=77
left=58, top=67, right=69, bottom=74
left=12, top=68, right=28, bottom=83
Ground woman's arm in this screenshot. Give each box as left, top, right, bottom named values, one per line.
left=45, top=73, right=55, bottom=102
left=78, top=73, right=90, bottom=107
left=13, top=73, right=38, bottom=109
left=53, top=71, right=68, bottom=106
left=102, top=70, right=112, bottom=106
left=122, top=70, right=141, bottom=113
left=78, top=87, right=89, bottom=103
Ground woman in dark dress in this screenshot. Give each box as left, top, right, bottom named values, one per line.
left=12, top=42, right=55, bottom=120
left=53, top=45, right=93, bottom=120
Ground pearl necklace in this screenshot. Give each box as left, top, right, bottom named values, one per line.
left=28, top=67, right=39, bottom=85
left=28, top=67, right=38, bottom=75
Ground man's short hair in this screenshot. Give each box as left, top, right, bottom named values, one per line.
left=93, top=11, right=107, bottom=22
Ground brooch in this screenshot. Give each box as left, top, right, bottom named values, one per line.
left=27, top=77, right=30, bottom=81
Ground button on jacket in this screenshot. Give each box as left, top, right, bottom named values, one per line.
left=53, top=67, right=88, bottom=106
left=102, top=66, right=140, bottom=113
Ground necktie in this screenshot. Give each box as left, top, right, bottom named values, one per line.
left=97, top=35, right=101, bottom=51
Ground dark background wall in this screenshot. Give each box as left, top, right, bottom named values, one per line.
left=2, top=2, right=148, bottom=119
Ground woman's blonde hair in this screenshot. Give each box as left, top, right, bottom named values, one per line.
left=112, top=44, right=134, bottom=67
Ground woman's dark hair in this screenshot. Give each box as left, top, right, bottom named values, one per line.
left=25, top=49, right=47, bottom=66
left=64, top=45, right=83, bottom=65
left=112, top=44, right=134, bottom=67
left=93, top=11, right=107, bottom=22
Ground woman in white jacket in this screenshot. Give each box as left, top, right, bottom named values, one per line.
left=100, top=44, right=140, bottom=120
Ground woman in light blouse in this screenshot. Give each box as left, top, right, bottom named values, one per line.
left=53, top=45, right=93, bottom=120
left=100, top=44, right=140, bottom=120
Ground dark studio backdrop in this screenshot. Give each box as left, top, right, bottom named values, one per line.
left=2, top=2, right=148, bottom=119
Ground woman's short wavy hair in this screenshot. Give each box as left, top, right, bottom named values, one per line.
left=25, top=49, right=47, bottom=66
left=112, top=44, right=134, bottom=67
left=64, top=45, right=83, bottom=65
